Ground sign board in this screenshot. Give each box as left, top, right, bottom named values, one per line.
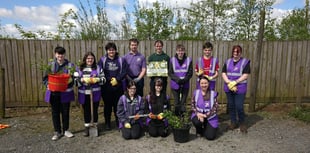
left=146, top=61, right=168, bottom=77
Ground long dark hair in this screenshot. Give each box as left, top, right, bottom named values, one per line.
left=149, top=78, right=164, bottom=104
left=80, top=52, right=97, bottom=70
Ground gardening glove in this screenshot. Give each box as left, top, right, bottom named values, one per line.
left=228, top=81, right=237, bottom=89
left=124, top=122, right=131, bottom=129
left=68, top=77, right=73, bottom=84
left=203, top=75, right=213, bottom=81
left=230, top=86, right=238, bottom=92
left=148, top=113, right=157, bottom=119
left=90, top=77, right=100, bottom=84
left=134, top=114, right=140, bottom=120
left=157, top=113, right=164, bottom=120
left=133, top=77, right=140, bottom=83
left=110, top=77, right=118, bottom=86
left=196, top=69, right=204, bottom=76
left=82, top=77, right=90, bottom=84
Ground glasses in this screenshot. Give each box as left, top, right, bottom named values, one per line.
left=128, top=88, right=136, bottom=90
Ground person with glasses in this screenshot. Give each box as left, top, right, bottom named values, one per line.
left=117, top=81, right=145, bottom=139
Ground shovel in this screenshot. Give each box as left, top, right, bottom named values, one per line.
left=88, top=88, right=98, bottom=137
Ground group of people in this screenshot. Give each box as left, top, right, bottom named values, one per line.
left=43, top=39, right=250, bottom=141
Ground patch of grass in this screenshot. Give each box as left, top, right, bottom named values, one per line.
left=289, top=106, right=310, bottom=123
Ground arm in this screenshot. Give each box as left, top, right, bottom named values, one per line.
left=116, top=96, right=127, bottom=124
left=168, top=60, right=180, bottom=82
left=183, top=61, right=193, bottom=82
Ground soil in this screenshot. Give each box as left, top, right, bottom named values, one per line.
left=0, top=103, right=310, bottom=153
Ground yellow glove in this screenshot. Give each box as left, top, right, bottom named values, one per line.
left=196, top=69, right=204, bottom=76
left=110, top=77, right=118, bottom=86
left=204, top=75, right=213, bottom=81
left=228, top=81, right=237, bottom=89
left=68, top=77, right=73, bottom=84
left=230, top=86, right=238, bottom=92
left=82, top=77, right=91, bottom=84
left=90, top=78, right=100, bottom=84
left=124, top=122, right=131, bottom=128
left=157, top=113, right=164, bottom=120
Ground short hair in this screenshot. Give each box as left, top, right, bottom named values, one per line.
left=54, top=46, right=66, bottom=54
left=105, top=42, right=117, bottom=51
left=154, top=40, right=163, bottom=46
left=203, top=42, right=213, bottom=50
left=176, top=44, right=185, bottom=50
left=129, top=38, right=139, bottom=45
left=232, top=45, right=242, bottom=55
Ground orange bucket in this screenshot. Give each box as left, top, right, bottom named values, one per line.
left=48, top=74, right=70, bottom=92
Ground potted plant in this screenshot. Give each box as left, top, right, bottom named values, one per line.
left=163, top=110, right=192, bottom=143
left=34, top=59, right=74, bottom=92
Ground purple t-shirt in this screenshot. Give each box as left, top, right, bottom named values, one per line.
left=123, top=52, right=146, bottom=77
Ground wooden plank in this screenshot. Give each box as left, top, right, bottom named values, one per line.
left=303, top=41, right=310, bottom=96
left=10, top=40, right=19, bottom=106
left=4, top=40, right=12, bottom=104
left=23, top=40, right=33, bottom=104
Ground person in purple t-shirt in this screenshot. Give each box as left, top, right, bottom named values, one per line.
left=123, top=38, right=146, bottom=97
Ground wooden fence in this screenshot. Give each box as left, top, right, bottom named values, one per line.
left=0, top=40, right=309, bottom=108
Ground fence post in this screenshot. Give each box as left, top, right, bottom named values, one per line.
left=0, top=68, right=5, bottom=118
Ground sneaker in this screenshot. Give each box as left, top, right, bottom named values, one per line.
left=227, top=123, right=237, bottom=130
left=83, top=127, right=89, bottom=137
left=51, top=132, right=61, bottom=141
left=240, top=124, right=248, bottom=133
left=64, top=131, right=74, bottom=138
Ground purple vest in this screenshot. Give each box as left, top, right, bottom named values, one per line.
left=191, top=90, right=218, bottom=128
left=224, top=58, right=249, bottom=94
left=170, top=57, right=192, bottom=90
left=196, top=57, right=218, bottom=90
left=77, top=67, right=102, bottom=104
left=118, top=95, right=143, bottom=129
left=44, top=61, right=75, bottom=103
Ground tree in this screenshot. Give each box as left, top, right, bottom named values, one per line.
left=72, top=0, right=112, bottom=40
left=277, top=6, right=310, bottom=40
left=133, top=1, right=174, bottom=40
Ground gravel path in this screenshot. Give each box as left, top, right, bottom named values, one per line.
left=0, top=105, right=309, bottom=153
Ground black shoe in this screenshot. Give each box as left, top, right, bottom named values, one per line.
left=83, top=127, right=89, bottom=137
left=105, top=123, right=111, bottom=130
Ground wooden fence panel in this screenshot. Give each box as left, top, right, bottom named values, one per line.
left=1, top=40, right=310, bottom=107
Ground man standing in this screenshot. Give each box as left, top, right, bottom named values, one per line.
left=123, top=38, right=146, bottom=97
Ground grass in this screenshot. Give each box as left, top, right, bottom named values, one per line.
left=289, top=105, right=310, bottom=123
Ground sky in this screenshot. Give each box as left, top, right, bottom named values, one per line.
left=0, top=0, right=306, bottom=38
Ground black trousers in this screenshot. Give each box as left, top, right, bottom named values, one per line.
left=102, top=86, right=123, bottom=124
left=82, top=95, right=99, bottom=124
left=148, top=120, right=168, bottom=137
left=50, top=92, right=71, bottom=133
left=121, top=123, right=141, bottom=139
left=192, top=116, right=217, bottom=140
left=171, top=88, right=189, bottom=116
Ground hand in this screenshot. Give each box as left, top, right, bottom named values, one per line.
left=110, top=77, right=118, bottom=86
left=197, top=112, right=206, bottom=122
left=228, top=81, right=237, bottom=89
left=148, top=113, right=157, bottom=119
left=230, top=86, right=238, bottom=92
left=157, top=113, right=164, bottom=120
left=178, top=79, right=185, bottom=84
left=204, top=75, right=213, bottom=81
left=134, top=114, right=140, bottom=120
left=124, top=122, right=131, bottom=128
left=133, top=77, right=140, bottom=83
left=82, top=78, right=90, bottom=84
left=196, top=69, right=204, bottom=76
left=90, top=78, right=100, bottom=84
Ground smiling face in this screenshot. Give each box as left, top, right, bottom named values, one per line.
left=176, top=48, right=185, bottom=59
left=130, top=42, right=138, bottom=53
left=199, top=77, right=209, bottom=92
left=55, top=52, right=65, bottom=64
left=107, top=47, right=116, bottom=59
left=86, top=55, right=95, bottom=66
left=154, top=42, right=163, bottom=54
left=127, top=85, right=137, bottom=97
left=203, top=47, right=212, bottom=58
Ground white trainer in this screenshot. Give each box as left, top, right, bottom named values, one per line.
left=51, top=132, right=61, bottom=141
left=64, top=131, right=74, bottom=138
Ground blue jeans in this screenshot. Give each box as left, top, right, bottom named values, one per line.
left=225, top=92, right=246, bottom=124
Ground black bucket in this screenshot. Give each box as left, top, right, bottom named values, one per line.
left=173, top=127, right=190, bottom=143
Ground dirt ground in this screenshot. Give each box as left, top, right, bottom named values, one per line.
left=0, top=103, right=310, bottom=153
